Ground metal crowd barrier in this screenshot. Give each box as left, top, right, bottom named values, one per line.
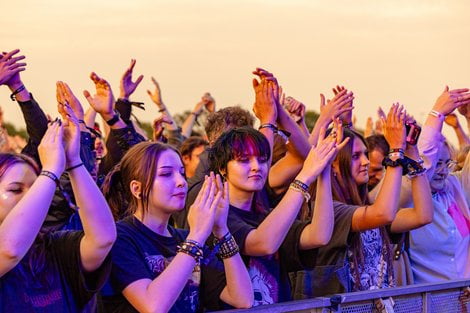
left=221, top=279, right=470, bottom=313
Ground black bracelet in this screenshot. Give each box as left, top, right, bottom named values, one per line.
left=10, top=85, right=25, bottom=101
left=259, top=123, right=278, bottom=133
left=105, top=110, right=121, bottom=126
left=158, top=108, right=166, bottom=112
left=177, top=240, right=204, bottom=265
left=66, top=162, right=84, bottom=172
left=217, top=235, right=239, bottom=260
left=40, top=170, right=60, bottom=186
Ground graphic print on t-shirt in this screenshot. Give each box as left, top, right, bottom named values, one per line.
left=348, top=229, right=392, bottom=291
left=144, top=253, right=201, bottom=310
left=248, top=257, right=278, bottom=306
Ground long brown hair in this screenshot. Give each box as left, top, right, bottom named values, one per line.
left=336, top=130, right=393, bottom=290
left=102, top=141, right=182, bottom=220
left=302, top=129, right=394, bottom=290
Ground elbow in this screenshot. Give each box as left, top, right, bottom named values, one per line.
left=0, top=246, right=22, bottom=268
left=233, top=298, right=254, bottom=309
left=258, top=242, right=278, bottom=255
left=418, top=213, right=433, bottom=227
left=379, top=209, right=396, bottom=225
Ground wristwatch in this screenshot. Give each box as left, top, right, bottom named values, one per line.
left=105, top=110, right=121, bottom=126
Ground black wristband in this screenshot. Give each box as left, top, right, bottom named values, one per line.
left=66, top=162, right=84, bottom=172
left=105, top=110, right=121, bottom=126
left=10, top=85, right=25, bottom=101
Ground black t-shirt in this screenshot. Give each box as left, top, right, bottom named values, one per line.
left=102, top=216, right=224, bottom=313
left=223, top=204, right=316, bottom=306
left=0, top=231, right=111, bottom=313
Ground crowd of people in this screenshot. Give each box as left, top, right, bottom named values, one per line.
left=0, top=48, right=469, bottom=312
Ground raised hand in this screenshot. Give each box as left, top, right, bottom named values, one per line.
left=56, top=81, right=85, bottom=120
left=83, top=72, right=115, bottom=119
left=212, top=174, right=229, bottom=238
left=0, top=49, right=26, bottom=87
left=298, top=120, right=349, bottom=185
left=382, top=103, right=406, bottom=150
left=252, top=68, right=278, bottom=124
left=152, top=115, right=173, bottom=142
left=319, top=88, right=354, bottom=126
left=120, top=59, right=144, bottom=100
left=147, top=77, right=165, bottom=110
left=202, top=92, right=216, bottom=113
left=187, top=174, right=221, bottom=243
left=331, top=85, right=354, bottom=124
left=57, top=100, right=81, bottom=167
left=284, top=96, right=306, bottom=123
left=433, top=86, right=470, bottom=115
left=38, top=120, right=66, bottom=177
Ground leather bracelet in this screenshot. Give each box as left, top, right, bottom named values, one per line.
left=216, top=235, right=239, bottom=260
left=10, top=85, right=25, bottom=101
left=259, top=123, right=279, bottom=134
left=177, top=240, right=203, bottom=265
left=105, top=110, right=121, bottom=126
left=40, top=170, right=60, bottom=186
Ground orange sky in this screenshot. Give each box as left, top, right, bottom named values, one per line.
left=1, top=0, right=469, bottom=144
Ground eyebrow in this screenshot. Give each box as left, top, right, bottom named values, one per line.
left=8, top=182, right=24, bottom=186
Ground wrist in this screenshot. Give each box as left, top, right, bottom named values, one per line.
left=295, top=172, right=314, bottom=186
left=66, top=158, right=82, bottom=168
left=187, top=231, right=207, bottom=244
left=7, top=81, right=24, bottom=91
left=101, top=111, right=115, bottom=121
left=119, top=94, right=129, bottom=101
left=213, top=226, right=229, bottom=239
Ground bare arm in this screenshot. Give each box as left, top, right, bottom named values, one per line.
left=244, top=131, right=340, bottom=255
left=298, top=166, right=334, bottom=249
left=57, top=91, right=116, bottom=272
left=352, top=104, right=406, bottom=232
left=0, top=122, right=65, bottom=277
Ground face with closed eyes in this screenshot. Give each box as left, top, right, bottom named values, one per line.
left=148, top=149, right=188, bottom=214
left=0, top=163, right=37, bottom=224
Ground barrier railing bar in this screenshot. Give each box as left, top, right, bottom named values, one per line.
left=218, top=279, right=470, bottom=313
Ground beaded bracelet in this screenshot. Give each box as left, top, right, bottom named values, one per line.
left=177, top=240, right=204, bottom=265
left=289, top=183, right=311, bottom=202
left=389, top=148, right=404, bottom=154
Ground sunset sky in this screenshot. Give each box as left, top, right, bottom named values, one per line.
left=1, top=0, right=469, bottom=144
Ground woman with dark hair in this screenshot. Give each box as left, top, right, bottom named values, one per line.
left=0, top=106, right=116, bottom=312
left=295, top=103, right=434, bottom=297
left=208, top=122, right=347, bottom=306
left=101, top=141, right=253, bottom=312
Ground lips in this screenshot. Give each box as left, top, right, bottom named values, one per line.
left=173, top=192, right=186, bottom=197
left=248, top=174, right=263, bottom=180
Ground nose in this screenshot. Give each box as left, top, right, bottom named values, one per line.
left=175, top=172, right=187, bottom=189
left=361, top=154, right=370, bottom=167
left=250, top=158, right=260, bottom=172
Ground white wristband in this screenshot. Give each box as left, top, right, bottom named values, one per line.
left=429, top=110, right=445, bottom=122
